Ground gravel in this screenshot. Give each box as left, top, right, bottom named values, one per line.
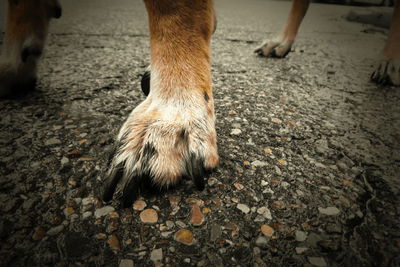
left=0, top=0, right=399, bottom=266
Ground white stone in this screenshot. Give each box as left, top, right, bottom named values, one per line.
left=82, top=211, right=92, bottom=219
left=308, top=257, right=327, bottom=267
left=295, top=230, right=307, bottom=242
left=318, top=206, right=340, bottom=216
left=119, top=259, right=134, bottom=267
left=150, top=248, right=163, bottom=262
left=237, top=204, right=250, bottom=214
left=47, top=225, right=64, bottom=236
left=252, top=160, right=267, bottom=167
left=230, top=129, right=242, bottom=135
left=61, top=157, right=69, bottom=165
left=94, top=206, right=115, bottom=218
left=295, top=247, right=308, bottom=254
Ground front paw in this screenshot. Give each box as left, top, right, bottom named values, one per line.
left=371, top=57, right=400, bottom=86
left=102, top=93, right=219, bottom=207
left=254, top=39, right=293, bottom=58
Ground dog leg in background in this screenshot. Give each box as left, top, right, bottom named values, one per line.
left=0, top=0, right=62, bottom=97
left=103, top=0, right=219, bottom=207
left=255, top=0, right=310, bottom=58
left=371, top=1, right=400, bottom=85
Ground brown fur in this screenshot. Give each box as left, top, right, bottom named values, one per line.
left=144, top=0, right=215, bottom=99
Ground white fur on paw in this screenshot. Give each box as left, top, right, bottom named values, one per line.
left=102, top=90, right=219, bottom=207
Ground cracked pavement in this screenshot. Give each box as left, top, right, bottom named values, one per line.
left=0, top=0, right=399, bottom=266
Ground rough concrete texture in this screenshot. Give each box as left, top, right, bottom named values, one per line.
left=1, top=0, right=399, bottom=266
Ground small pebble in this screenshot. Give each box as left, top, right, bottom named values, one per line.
left=140, top=209, right=158, bottom=224
left=150, top=248, right=163, bottom=262
left=47, top=225, right=64, bottom=236
left=176, top=220, right=187, bottom=228
left=234, top=183, right=244, bottom=190
left=32, top=226, right=46, bottom=241
left=237, top=204, right=250, bottom=214
left=46, top=138, right=61, bottom=146
left=230, top=129, right=242, bottom=135
left=295, top=247, right=308, bottom=254
left=107, top=235, right=121, bottom=251
left=174, top=229, right=194, bottom=245
left=308, top=257, right=327, bottom=267
left=161, top=231, right=173, bottom=238
left=260, top=225, right=274, bottom=237
left=190, top=204, right=205, bottom=226
left=82, top=197, right=93, bottom=206
left=296, top=230, right=307, bottom=242
left=133, top=200, right=147, bottom=211
left=255, top=236, right=268, bottom=247
left=318, top=207, right=340, bottom=216
left=95, top=206, right=115, bottom=218
left=210, top=224, right=221, bottom=242
left=263, top=147, right=272, bottom=155
left=95, top=233, right=106, bottom=239
left=82, top=211, right=92, bottom=219
left=119, top=259, right=134, bottom=267
left=64, top=207, right=75, bottom=217
left=166, top=220, right=174, bottom=229
left=277, top=159, right=287, bottom=166
left=271, top=118, right=282, bottom=124
left=252, top=160, right=267, bottom=167
left=61, top=157, right=69, bottom=165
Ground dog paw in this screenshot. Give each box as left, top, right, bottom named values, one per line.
left=371, top=57, right=400, bottom=86
left=102, top=92, right=219, bottom=207
left=254, top=39, right=293, bottom=58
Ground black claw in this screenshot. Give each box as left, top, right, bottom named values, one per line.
left=254, top=48, right=265, bottom=57
left=21, top=47, right=42, bottom=63
left=270, top=47, right=289, bottom=59
left=53, top=5, right=62, bottom=19
left=120, top=172, right=144, bottom=208
left=193, top=174, right=205, bottom=191
left=102, top=164, right=124, bottom=202
left=186, top=154, right=211, bottom=191
left=141, top=71, right=150, bottom=96
left=370, top=71, right=376, bottom=81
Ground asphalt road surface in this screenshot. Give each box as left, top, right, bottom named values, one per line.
left=1, top=0, right=399, bottom=266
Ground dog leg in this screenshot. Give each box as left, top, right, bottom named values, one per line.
left=371, top=1, right=400, bottom=85
left=255, top=0, right=310, bottom=58
left=0, top=0, right=62, bottom=97
left=103, top=0, right=219, bottom=207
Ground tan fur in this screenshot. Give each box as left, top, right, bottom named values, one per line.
left=144, top=0, right=215, bottom=99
